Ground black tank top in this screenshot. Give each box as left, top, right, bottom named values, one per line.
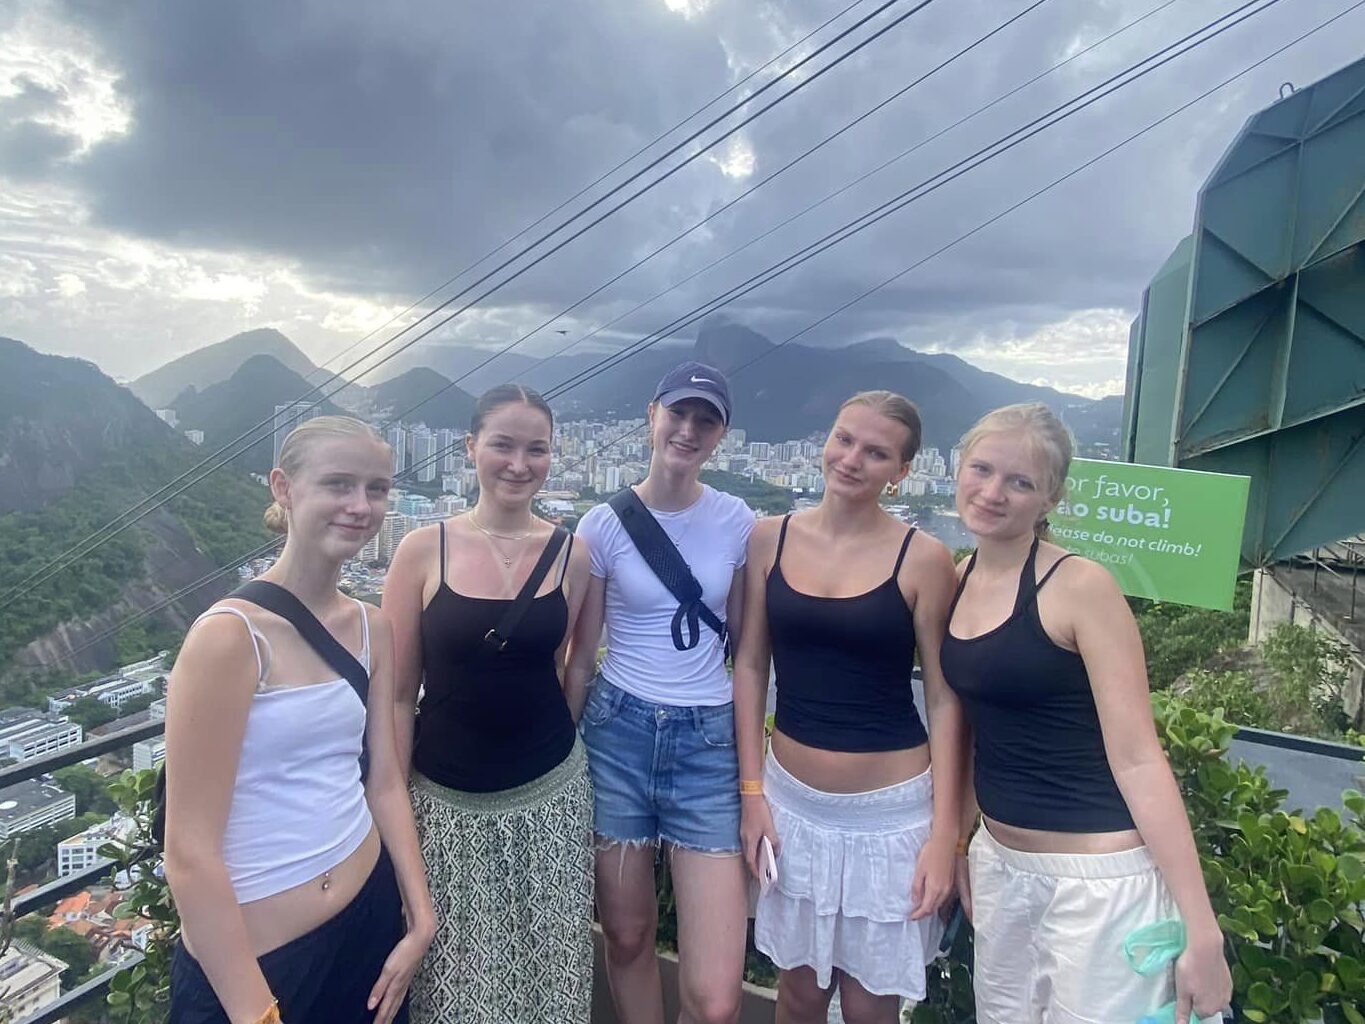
left=767, top=515, right=928, bottom=753
left=940, top=538, right=1135, bottom=832
left=413, top=523, right=576, bottom=793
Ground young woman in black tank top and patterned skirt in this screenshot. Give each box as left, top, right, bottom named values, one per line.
left=383, top=385, right=595, bottom=1024
left=940, top=404, right=1231, bottom=1024
left=733, top=391, right=966, bottom=1024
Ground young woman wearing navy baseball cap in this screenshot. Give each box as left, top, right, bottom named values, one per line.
left=567, top=360, right=755, bottom=1024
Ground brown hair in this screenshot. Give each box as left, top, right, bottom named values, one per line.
left=838, top=390, right=922, bottom=462
left=264, top=416, right=390, bottom=534
left=469, top=383, right=553, bottom=438
left=958, top=402, right=1073, bottom=537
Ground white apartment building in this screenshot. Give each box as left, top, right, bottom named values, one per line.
left=48, top=673, right=156, bottom=714
left=413, top=431, right=439, bottom=483
left=0, top=780, right=76, bottom=839
left=435, top=495, right=467, bottom=516
left=133, top=738, right=167, bottom=773
left=58, top=815, right=136, bottom=878
left=0, top=708, right=83, bottom=763
left=0, top=943, right=66, bottom=1021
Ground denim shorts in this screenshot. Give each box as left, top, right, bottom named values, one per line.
left=580, top=675, right=740, bottom=853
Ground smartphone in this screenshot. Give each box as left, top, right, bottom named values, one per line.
left=939, top=902, right=966, bottom=954
left=759, top=836, right=778, bottom=891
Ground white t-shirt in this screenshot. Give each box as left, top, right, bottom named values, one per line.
left=577, top=485, right=755, bottom=706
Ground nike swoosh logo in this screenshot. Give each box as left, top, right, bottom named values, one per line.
left=689, top=375, right=715, bottom=385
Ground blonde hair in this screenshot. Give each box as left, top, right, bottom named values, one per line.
left=263, top=415, right=390, bottom=534
left=958, top=403, right=1073, bottom=537
left=838, top=390, right=922, bottom=462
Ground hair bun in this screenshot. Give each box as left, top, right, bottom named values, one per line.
left=263, top=501, right=289, bottom=534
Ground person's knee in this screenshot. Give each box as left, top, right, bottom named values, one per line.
left=835, top=978, right=898, bottom=1024
left=777, top=971, right=832, bottom=1019
left=599, top=909, right=656, bottom=965
left=680, top=981, right=741, bottom=1024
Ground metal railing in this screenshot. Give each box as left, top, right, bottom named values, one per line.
left=1234, top=724, right=1365, bottom=762
left=2, top=719, right=165, bottom=1024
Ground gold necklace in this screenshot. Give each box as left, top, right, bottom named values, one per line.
left=469, top=511, right=534, bottom=541
left=469, top=512, right=533, bottom=569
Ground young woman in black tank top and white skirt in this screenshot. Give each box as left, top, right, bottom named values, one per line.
left=733, top=391, right=966, bottom=1023
left=383, top=385, right=595, bottom=1024
left=940, top=403, right=1231, bottom=1024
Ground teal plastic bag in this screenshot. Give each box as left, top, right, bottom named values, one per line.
left=1124, top=920, right=1207, bottom=1024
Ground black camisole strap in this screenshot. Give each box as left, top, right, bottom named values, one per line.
left=773, top=514, right=793, bottom=570
left=1015, top=536, right=1078, bottom=611
left=891, top=526, right=917, bottom=579
left=438, top=520, right=447, bottom=585
left=1010, top=536, right=1044, bottom=615
left=1036, top=550, right=1078, bottom=592
left=946, top=550, right=977, bottom=624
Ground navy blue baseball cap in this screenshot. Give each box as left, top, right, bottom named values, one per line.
left=653, top=361, right=732, bottom=425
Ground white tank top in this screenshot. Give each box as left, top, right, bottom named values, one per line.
left=188, top=600, right=375, bottom=904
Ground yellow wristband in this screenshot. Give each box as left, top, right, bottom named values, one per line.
left=252, top=1001, right=281, bottom=1024
left=739, top=779, right=764, bottom=796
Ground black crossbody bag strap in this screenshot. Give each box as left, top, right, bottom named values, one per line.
left=607, top=488, right=727, bottom=653
left=484, top=527, right=569, bottom=651
left=232, top=580, right=372, bottom=781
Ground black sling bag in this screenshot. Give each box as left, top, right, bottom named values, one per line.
left=150, top=580, right=372, bottom=846
left=607, top=488, right=728, bottom=655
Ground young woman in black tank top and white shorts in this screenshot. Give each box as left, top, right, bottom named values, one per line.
left=383, top=385, right=595, bottom=1023
left=733, top=391, right=966, bottom=1024
left=940, top=403, right=1231, bottom=1024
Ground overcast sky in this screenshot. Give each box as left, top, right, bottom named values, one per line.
left=1, top=0, right=1360, bottom=398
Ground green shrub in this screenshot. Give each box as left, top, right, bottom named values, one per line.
left=1261, top=624, right=1354, bottom=736
left=1178, top=668, right=1272, bottom=727
left=102, top=768, right=175, bottom=1024
left=1132, top=579, right=1252, bottom=689
left=1178, top=624, right=1357, bottom=740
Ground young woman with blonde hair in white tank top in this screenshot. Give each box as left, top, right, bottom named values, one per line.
left=164, top=416, right=435, bottom=1024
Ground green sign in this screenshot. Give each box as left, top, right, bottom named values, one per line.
left=1052, top=458, right=1250, bottom=611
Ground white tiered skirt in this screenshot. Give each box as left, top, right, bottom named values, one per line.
left=753, top=751, right=944, bottom=1000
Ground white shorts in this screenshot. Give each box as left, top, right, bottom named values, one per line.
left=754, top=751, right=943, bottom=999
left=969, top=825, right=1224, bottom=1024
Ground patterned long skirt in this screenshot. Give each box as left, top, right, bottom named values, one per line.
left=409, top=739, right=594, bottom=1024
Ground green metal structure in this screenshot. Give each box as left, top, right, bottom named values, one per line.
left=1123, top=55, right=1365, bottom=566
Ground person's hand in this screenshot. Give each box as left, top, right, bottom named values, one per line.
left=953, top=846, right=973, bottom=923
left=368, top=922, right=435, bottom=1024
left=739, top=794, right=780, bottom=882
left=1173, top=927, right=1231, bottom=1024
left=909, top=831, right=955, bottom=921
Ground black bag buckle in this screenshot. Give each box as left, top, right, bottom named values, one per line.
left=483, top=628, right=510, bottom=652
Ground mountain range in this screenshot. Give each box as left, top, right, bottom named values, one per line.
left=1, top=323, right=1121, bottom=679
left=0, top=339, right=270, bottom=679
left=145, top=322, right=1121, bottom=455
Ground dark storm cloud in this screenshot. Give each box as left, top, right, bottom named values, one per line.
left=60, top=0, right=732, bottom=295
left=48, top=0, right=1365, bottom=365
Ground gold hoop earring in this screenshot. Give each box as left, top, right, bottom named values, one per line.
left=886, top=482, right=898, bottom=497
